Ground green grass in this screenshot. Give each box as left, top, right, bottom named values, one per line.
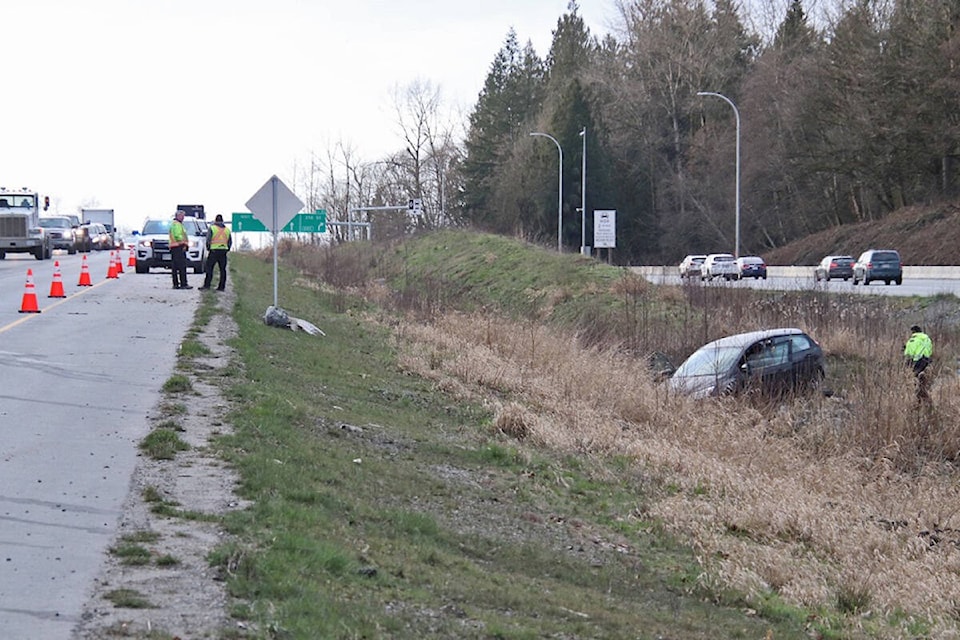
left=104, top=588, right=153, bottom=609
left=162, top=374, right=193, bottom=394
left=198, top=251, right=818, bottom=639
left=139, top=427, right=190, bottom=460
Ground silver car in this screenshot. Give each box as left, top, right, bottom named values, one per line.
left=669, top=328, right=825, bottom=399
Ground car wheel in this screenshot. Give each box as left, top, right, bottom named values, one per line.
left=885, top=280, right=890, bottom=285
left=895, top=277, right=903, bottom=285
left=135, top=262, right=149, bottom=274
left=68, top=246, right=76, bottom=255
left=825, top=275, right=831, bottom=282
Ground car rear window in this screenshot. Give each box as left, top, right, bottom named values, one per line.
left=872, top=251, right=900, bottom=262
left=714, top=255, right=735, bottom=262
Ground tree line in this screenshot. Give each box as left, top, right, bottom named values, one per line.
left=301, top=0, right=960, bottom=264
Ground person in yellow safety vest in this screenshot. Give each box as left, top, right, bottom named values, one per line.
left=904, top=324, right=933, bottom=401
left=169, top=210, right=192, bottom=290
left=199, top=214, right=232, bottom=291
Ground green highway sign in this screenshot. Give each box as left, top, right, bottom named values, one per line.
left=231, top=210, right=326, bottom=233
left=231, top=212, right=267, bottom=232
left=286, top=210, right=326, bottom=233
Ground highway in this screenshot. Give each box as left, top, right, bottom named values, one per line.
left=0, top=249, right=198, bottom=639
left=635, top=267, right=960, bottom=297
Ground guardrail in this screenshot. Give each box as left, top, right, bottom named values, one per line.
left=630, top=266, right=960, bottom=279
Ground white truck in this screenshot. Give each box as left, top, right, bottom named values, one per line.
left=0, top=187, right=51, bottom=260
left=81, top=208, right=117, bottom=249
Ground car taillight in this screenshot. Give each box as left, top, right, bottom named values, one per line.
left=830, top=261, right=837, bottom=268
left=866, top=262, right=873, bottom=268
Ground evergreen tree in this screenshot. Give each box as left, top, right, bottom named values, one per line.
left=461, top=30, right=544, bottom=229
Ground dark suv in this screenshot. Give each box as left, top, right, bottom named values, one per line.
left=853, top=249, right=902, bottom=285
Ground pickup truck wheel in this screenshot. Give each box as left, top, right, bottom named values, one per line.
left=135, top=262, right=149, bottom=274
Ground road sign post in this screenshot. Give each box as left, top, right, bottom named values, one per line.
left=246, top=175, right=305, bottom=307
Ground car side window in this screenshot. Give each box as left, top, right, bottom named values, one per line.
left=747, top=338, right=790, bottom=368
left=790, top=335, right=811, bottom=354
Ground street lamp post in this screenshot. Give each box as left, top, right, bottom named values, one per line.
left=529, top=132, right=563, bottom=253
left=697, top=91, right=741, bottom=258
left=579, top=127, right=586, bottom=255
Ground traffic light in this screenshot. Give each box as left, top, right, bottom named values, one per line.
left=43, top=196, right=49, bottom=211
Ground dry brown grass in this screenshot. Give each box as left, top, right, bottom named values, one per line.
left=283, top=236, right=960, bottom=634
left=391, top=309, right=960, bottom=635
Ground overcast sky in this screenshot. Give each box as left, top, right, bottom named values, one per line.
left=5, top=0, right=617, bottom=230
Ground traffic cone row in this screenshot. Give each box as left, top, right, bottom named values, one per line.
left=16, top=253, right=125, bottom=312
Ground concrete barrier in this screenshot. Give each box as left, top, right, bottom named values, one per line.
left=630, top=266, right=960, bottom=279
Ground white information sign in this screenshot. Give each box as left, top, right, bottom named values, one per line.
left=246, top=175, right=304, bottom=233
left=593, top=209, right=616, bottom=249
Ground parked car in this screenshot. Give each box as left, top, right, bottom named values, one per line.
left=38, top=216, right=79, bottom=254
left=701, top=253, right=738, bottom=280
left=735, top=256, right=767, bottom=280
left=82, top=222, right=111, bottom=250
left=814, top=255, right=855, bottom=282
left=853, top=249, right=902, bottom=285
left=668, top=328, right=825, bottom=399
left=678, top=254, right=707, bottom=279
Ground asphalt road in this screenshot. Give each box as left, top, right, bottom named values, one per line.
left=640, top=272, right=960, bottom=297
left=0, top=249, right=199, bottom=639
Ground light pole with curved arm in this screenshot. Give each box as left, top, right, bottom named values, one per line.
left=697, top=91, right=741, bottom=258
left=529, top=132, right=563, bottom=253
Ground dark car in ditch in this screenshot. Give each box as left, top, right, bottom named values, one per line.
left=668, top=328, right=825, bottom=399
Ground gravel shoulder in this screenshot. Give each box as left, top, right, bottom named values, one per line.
left=73, top=287, right=246, bottom=639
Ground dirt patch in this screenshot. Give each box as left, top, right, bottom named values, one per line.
left=73, top=288, right=249, bottom=639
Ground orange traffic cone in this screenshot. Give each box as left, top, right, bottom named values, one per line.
left=106, top=251, right=118, bottom=279
left=114, top=249, right=124, bottom=274
left=127, top=246, right=136, bottom=267
left=78, top=254, right=93, bottom=286
left=19, top=269, right=40, bottom=313
left=48, top=261, right=66, bottom=298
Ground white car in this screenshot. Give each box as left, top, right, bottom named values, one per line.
left=678, top=254, right=707, bottom=279
left=700, top=253, right=738, bottom=280
left=134, top=216, right=208, bottom=274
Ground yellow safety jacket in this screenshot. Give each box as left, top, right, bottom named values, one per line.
left=169, top=220, right=188, bottom=248
left=904, top=332, right=933, bottom=361
left=209, top=224, right=231, bottom=250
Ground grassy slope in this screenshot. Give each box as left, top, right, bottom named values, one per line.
left=761, top=199, right=960, bottom=266
left=212, top=249, right=819, bottom=639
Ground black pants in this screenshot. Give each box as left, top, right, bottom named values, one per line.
left=203, top=249, right=229, bottom=290
left=171, top=246, right=188, bottom=288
